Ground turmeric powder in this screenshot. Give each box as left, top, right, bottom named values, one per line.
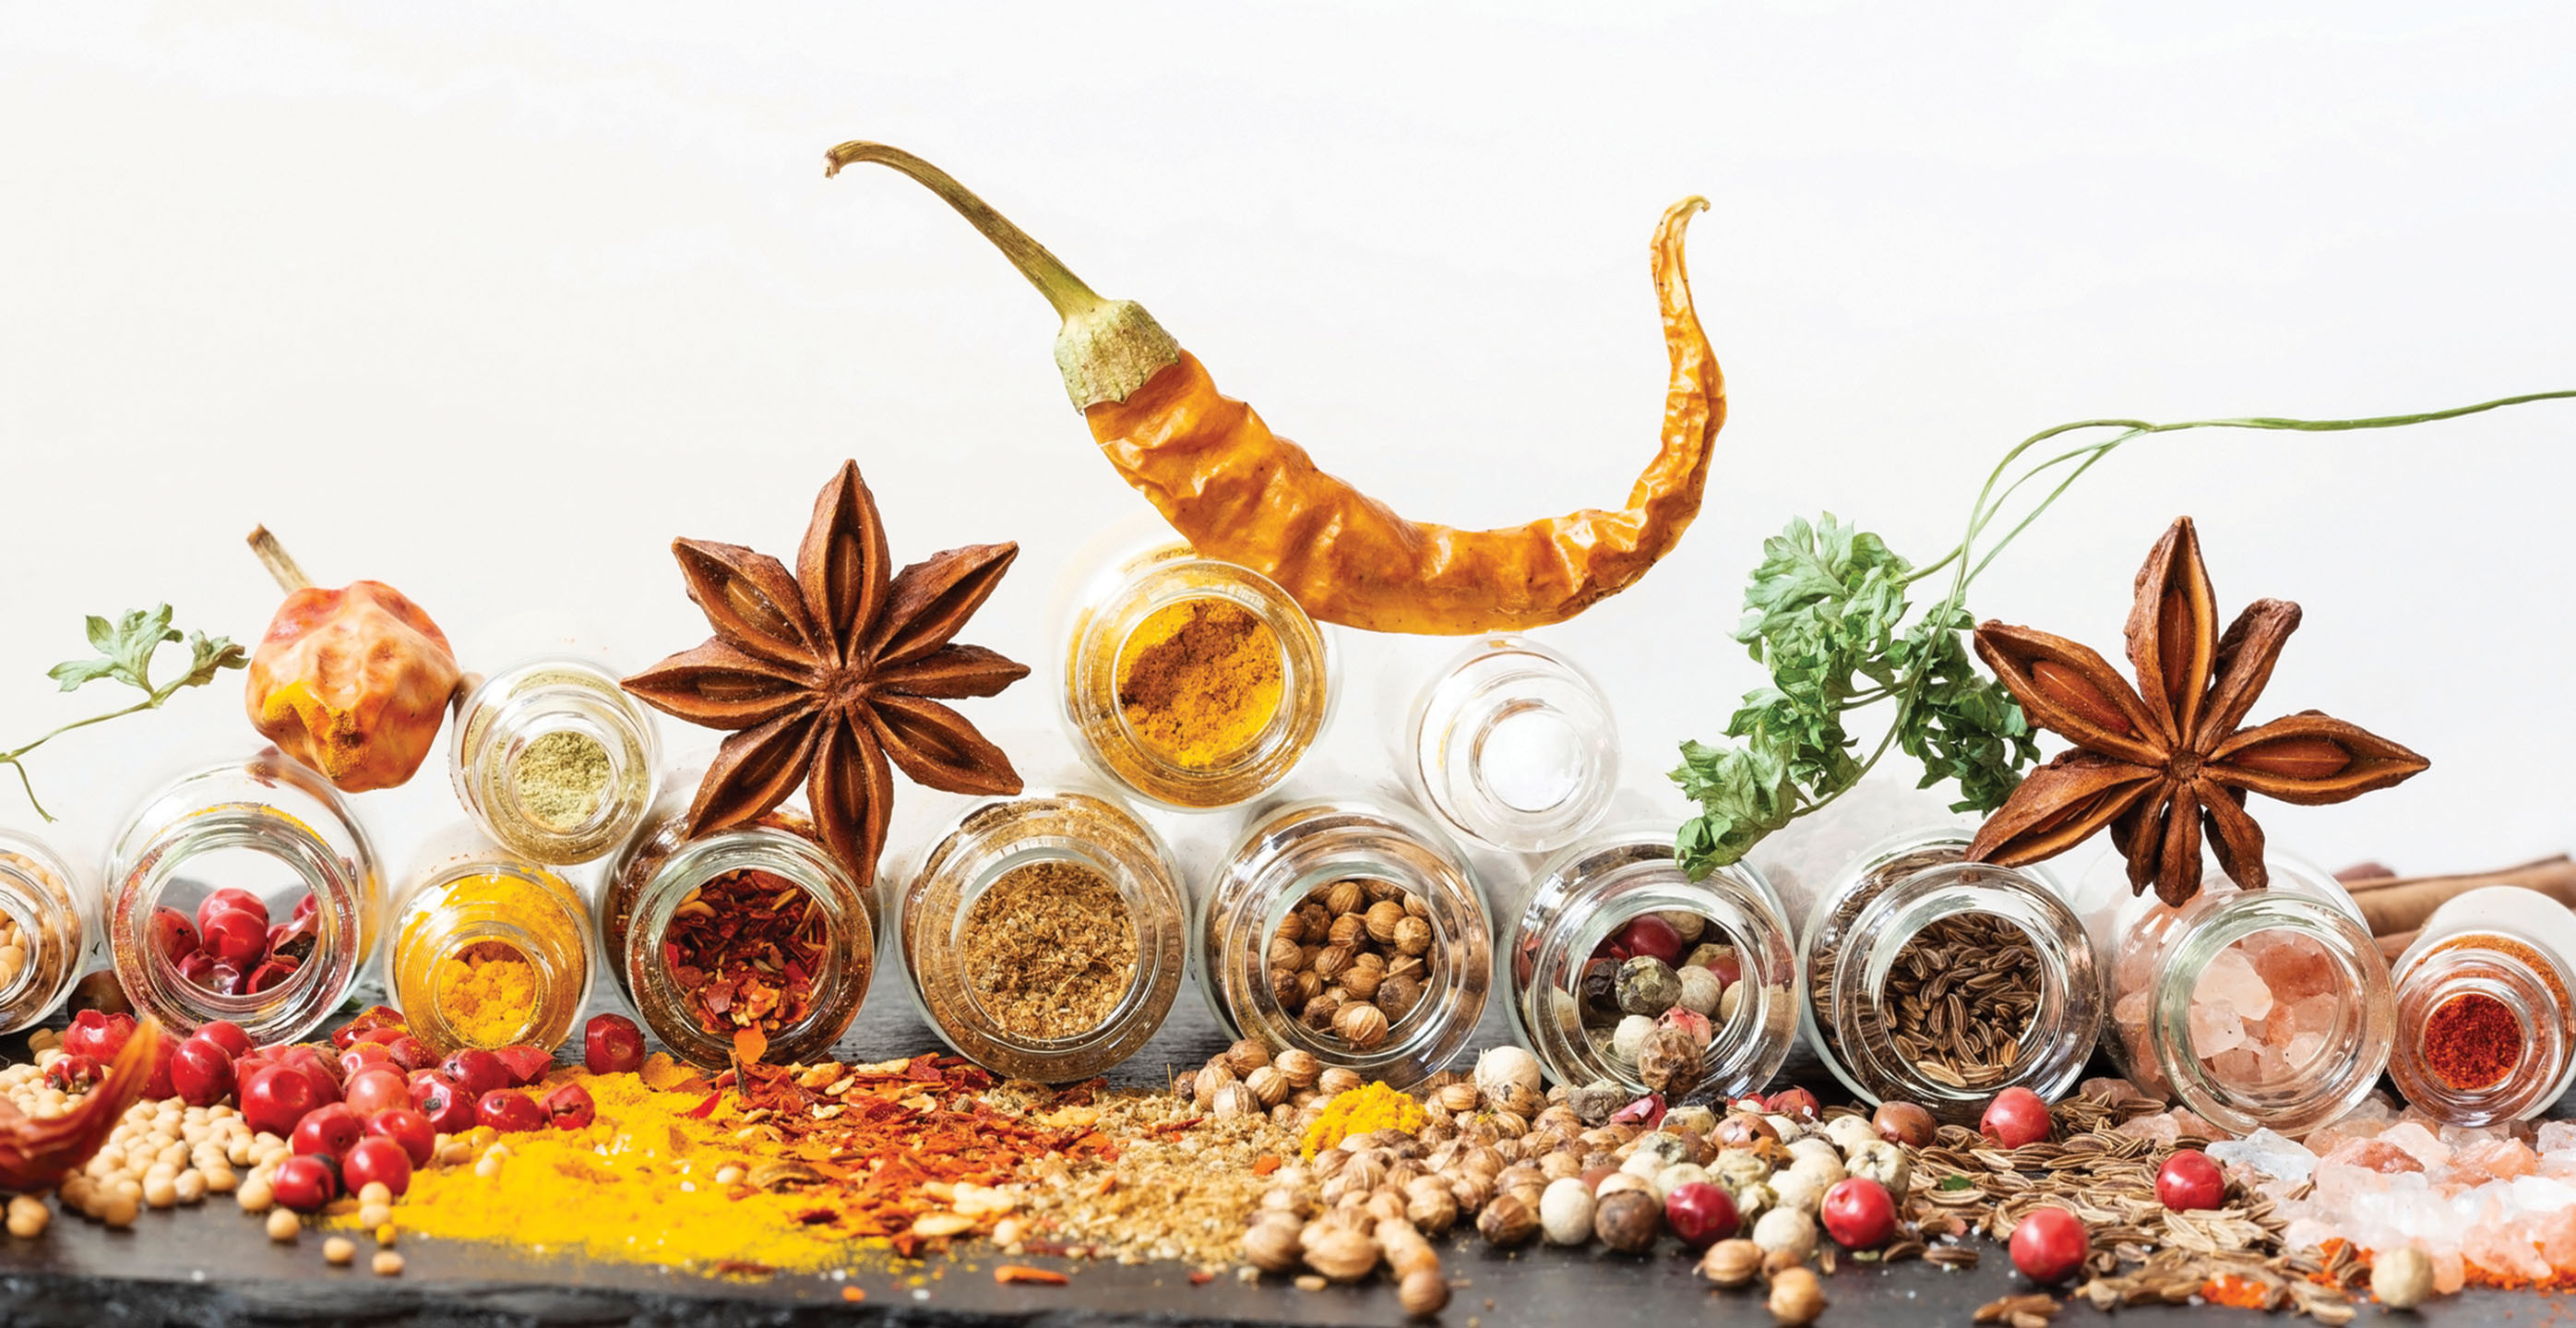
left=1115, top=597, right=1283, bottom=769
left=389, top=866, right=590, bottom=1053
left=1300, top=1082, right=1425, bottom=1158
left=433, top=943, right=537, bottom=1047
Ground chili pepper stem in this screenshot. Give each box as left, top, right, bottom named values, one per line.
left=244, top=526, right=314, bottom=593
left=824, top=140, right=1181, bottom=411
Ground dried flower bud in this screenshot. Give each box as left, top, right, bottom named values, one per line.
left=1699, top=1238, right=1763, bottom=1287
left=1193, top=1061, right=1235, bottom=1109
left=1593, top=1187, right=1662, bottom=1253
left=1244, top=1214, right=1304, bottom=1273
left=1267, top=934, right=1306, bottom=971
left=1275, top=910, right=1309, bottom=945
left=1433, top=1082, right=1479, bottom=1115
left=1211, top=1083, right=1258, bottom=1118
left=1399, top=1267, right=1450, bottom=1317
left=1312, top=945, right=1357, bottom=982
left=1245, top=1065, right=1290, bottom=1108
left=1365, top=878, right=1405, bottom=905
left=1377, top=974, right=1425, bottom=1021
left=1325, top=880, right=1365, bottom=916
left=1342, top=966, right=1385, bottom=1001
left=1225, top=1038, right=1271, bottom=1075
left=1405, top=1185, right=1458, bottom=1235
left=1334, top=1002, right=1391, bottom=1049
left=1476, top=1192, right=1538, bottom=1247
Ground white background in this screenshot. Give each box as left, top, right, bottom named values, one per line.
left=3, top=3, right=2570, bottom=913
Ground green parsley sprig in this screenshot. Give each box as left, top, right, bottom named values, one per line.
left=3, top=605, right=248, bottom=820
left=1673, top=389, right=2576, bottom=879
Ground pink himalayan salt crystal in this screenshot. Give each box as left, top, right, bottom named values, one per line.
left=2117, top=1112, right=2180, bottom=1146
left=2281, top=1032, right=2325, bottom=1068
left=2189, top=1002, right=2248, bottom=1056
left=2252, top=933, right=2339, bottom=1001
left=2466, top=1220, right=2553, bottom=1282
left=2432, top=1248, right=2467, bottom=1295
left=2194, top=947, right=2272, bottom=1020
left=2537, top=1120, right=2576, bottom=1154
left=2077, top=1076, right=2154, bottom=1104
left=2541, top=1206, right=2576, bottom=1268
left=2206, top=1047, right=2262, bottom=1084
left=2319, top=1138, right=2426, bottom=1174
left=2378, top=1122, right=2453, bottom=1169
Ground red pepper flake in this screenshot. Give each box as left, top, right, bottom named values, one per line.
left=1188, top=1270, right=1216, bottom=1286
left=841, top=1287, right=865, bottom=1303
left=1251, top=1154, right=1282, bottom=1176
left=662, top=868, right=826, bottom=1037
left=994, top=1265, right=1068, bottom=1286
left=686, top=1090, right=722, bottom=1119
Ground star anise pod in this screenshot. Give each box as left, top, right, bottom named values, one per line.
left=1965, top=517, right=2427, bottom=906
left=623, top=461, right=1030, bottom=887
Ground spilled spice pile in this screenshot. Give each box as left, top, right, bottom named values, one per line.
left=960, top=860, right=1139, bottom=1040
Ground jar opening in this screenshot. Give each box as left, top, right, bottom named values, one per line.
left=2148, top=893, right=2392, bottom=1136
left=499, top=723, right=621, bottom=836
left=2387, top=938, right=2572, bottom=1126
left=2180, top=930, right=2352, bottom=1088
left=0, top=894, right=38, bottom=1007
left=132, top=822, right=342, bottom=1017
left=1473, top=705, right=1582, bottom=814
left=1562, top=904, right=1766, bottom=1094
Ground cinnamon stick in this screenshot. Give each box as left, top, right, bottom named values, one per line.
left=2335, top=855, right=2576, bottom=939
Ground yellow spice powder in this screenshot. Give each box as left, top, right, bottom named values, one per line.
left=1114, top=598, right=1284, bottom=770
left=1300, top=1082, right=1425, bottom=1158
left=434, top=943, right=537, bottom=1047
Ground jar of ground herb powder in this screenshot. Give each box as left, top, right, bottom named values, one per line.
left=1202, top=799, right=1488, bottom=1089
left=385, top=832, right=593, bottom=1053
left=449, top=656, right=659, bottom=865
left=1060, top=541, right=1332, bottom=809
left=0, top=830, right=86, bottom=1035
left=1505, top=827, right=1798, bottom=1102
left=2385, top=887, right=2576, bottom=1128
left=896, top=791, right=1187, bottom=1082
left=601, top=780, right=873, bottom=1069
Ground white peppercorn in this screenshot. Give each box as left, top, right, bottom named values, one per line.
left=1751, top=1206, right=1818, bottom=1260
left=1539, top=1177, right=1595, bottom=1245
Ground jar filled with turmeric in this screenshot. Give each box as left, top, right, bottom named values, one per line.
left=385, top=836, right=592, bottom=1054
left=1060, top=540, right=1332, bottom=809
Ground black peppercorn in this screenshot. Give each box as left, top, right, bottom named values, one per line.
left=1593, top=1188, right=1661, bottom=1253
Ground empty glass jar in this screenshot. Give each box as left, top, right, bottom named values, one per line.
left=449, top=656, right=660, bottom=865
left=602, top=787, right=874, bottom=1069
left=1060, top=540, right=1332, bottom=809
left=2384, top=886, right=2576, bottom=1128
left=2085, top=852, right=2393, bottom=1138
left=1505, top=827, right=1797, bottom=1102
left=897, top=790, right=1187, bottom=1082
left=0, top=830, right=85, bottom=1035
left=1201, top=799, right=1489, bottom=1089
left=1403, top=635, right=1617, bottom=854
left=386, top=838, right=594, bottom=1054
left=103, top=751, right=384, bottom=1043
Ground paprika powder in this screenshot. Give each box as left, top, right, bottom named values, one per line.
left=824, top=142, right=1723, bottom=635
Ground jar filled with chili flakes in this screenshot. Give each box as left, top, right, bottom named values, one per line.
left=0, top=829, right=86, bottom=1035
left=895, top=789, right=1187, bottom=1083
left=384, top=830, right=593, bottom=1054
left=601, top=783, right=874, bottom=1069
left=103, top=751, right=384, bottom=1044
left=2385, top=886, right=2576, bottom=1128
left=1201, top=798, right=1489, bottom=1090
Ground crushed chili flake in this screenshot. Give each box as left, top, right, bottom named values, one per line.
left=663, top=867, right=826, bottom=1036
left=994, top=1264, right=1069, bottom=1286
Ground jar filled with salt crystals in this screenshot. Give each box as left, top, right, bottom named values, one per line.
left=2080, top=850, right=2394, bottom=1138
left=0, top=830, right=86, bottom=1035
left=2383, top=886, right=2576, bottom=1128
left=1752, top=781, right=2103, bottom=1122
left=1503, top=826, right=1797, bottom=1104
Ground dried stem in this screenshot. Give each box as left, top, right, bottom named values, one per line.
left=245, top=526, right=313, bottom=593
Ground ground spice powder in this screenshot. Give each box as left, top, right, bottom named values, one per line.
left=433, top=942, right=537, bottom=1047
left=2421, top=991, right=2521, bottom=1090
left=512, top=729, right=611, bottom=831
left=1115, top=598, right=1283, bottom=769
left=960, top=860, right=1137, bottom=1040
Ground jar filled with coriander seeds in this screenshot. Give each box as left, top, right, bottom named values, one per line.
left=896, top=791, right=1187, bottom=1082
left=1201, top=799, right=1489, bottom=1089
left=450, top=657, right=660, bottom=865
left=0, top=831, right=86, bottom=1035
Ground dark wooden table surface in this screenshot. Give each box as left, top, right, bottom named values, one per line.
left=3, top=989, right=2567, bottom=1327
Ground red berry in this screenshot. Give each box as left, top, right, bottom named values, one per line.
left=171, top=1037, right=236, bottom=1107
left=340, top=1136, right=413, bottom=1197
left=138, top=1036, right=177, bottom=1101
left=332, top=1005, right=405, bottom=1050
left=290, top=1103, right=364, bottom=1158
left=62, top=1009, right=137, bottom=1063
left=244, top=959, right=299, bottom=995
left=1608, top=1093, right=1666, bottom=1130
left=2010, top=1206, right=2089, bottom=1284
left=1663, top=1180, right=1740, bottom=1249
left=357, top=1025, right=409, bottom=1047
left=1821, top=1177, right=1897, bottom=1250
left=339, top=1042, right=392, bottom=1078
left=195, top=1020, right=254, bottom=1059
left=583, top=1014, right=646, bottom=1075
left=292, top=891, right=316, bottom=924
left=384, top=1035, right=438, bottom=1073
left=240, top=1063, right=324, bottom=1138
left=270, top=1155, right=338, bottom=1213
left=543, top=1083, right=596, bottom=1130
left=176, top=950, right=221, bottom=988
left=1699, top=949, right=1744, bottom=987
left=149, top=907, right=200, bottom=963
left=409, top=1071, right=476, bottom=1135
left=1765, top=1086, right=1821, bottom=1121
left=341, top=1067, right=411, bottom=1118
left=493, top=1045, right=554, bottom=1088
left=476, top=1089, right=545, bottom=1133
left=2155, top=1149, right=2227, bottom=1212
left=443, top=1048, right=509, bottom=1098
left=277, top=1047, right=343, bottom=1104
left=364, top=1107, right=435, bottom=1168
left=203, top=911, right=268, bottom=968
left=1980, top=1086, right=2053, bottom=1149
left=196, top=888, right=268, bottom=937
left=1617, top=914, right=1684, bottom=964
left=45, top=1054, right=101, bottom=1091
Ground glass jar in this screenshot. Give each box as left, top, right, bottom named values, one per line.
left=1060, top=540, right=1331, bottom=809
left=1505, top=828, right=1797, bottom=1102
left=103, top=751, right=384, bottom=1044
left=601, top=787, right=873, bottom=1069
left=1403, top=635, right=1617, bottom=854
left=2086, top=852, right=2394, bottom=1138
left=449, top=656, right=661, bottom=865
left=896, top=791, right=1187, bottom=1082
left=385, top=842, right=594, bottom=1054
left=1782, top=831, right=2101, bottom=1120
left=2383, top=886, right=2576, bottom=1128
left=0, top=831, right=85, bottom=1035
left=1201, top=799, right=1488, bottom=1088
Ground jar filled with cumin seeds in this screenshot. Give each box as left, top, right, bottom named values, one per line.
left=385, top=832, right=592, bottom=1054
left=449, top=656, right=660, bottom=865
left=2382, top=886, right=2576, bottom=1128
left=602, top=781, right=874, bottom=1069
left=0, top=830, right=85, bottom=1035
left=896, top=791, right=1186, bottom=1082
left=1060, top=540, right=1332, bottom=809
left=1201, top=798, right=1490, bottom=1089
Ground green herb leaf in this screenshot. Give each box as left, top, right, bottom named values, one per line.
left=8, top=605, right=248, bottom=821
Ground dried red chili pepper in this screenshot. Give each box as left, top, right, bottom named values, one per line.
left=662, top=868, right=824, bottom=1037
